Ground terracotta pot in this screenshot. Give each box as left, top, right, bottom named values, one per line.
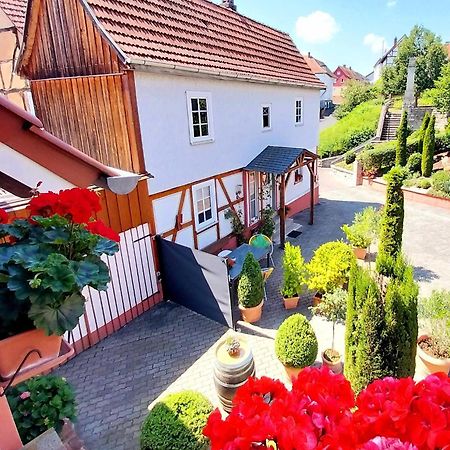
left=321, top=349, right=343, bottom=374
left=416, top=335, right=450, bottom=378
left=352, top=247, right=367, bottom=260
left=283, top=295, right=299, bottom=310
left=283, top=364, right=303, bottom=381
left=239, top=300, right=264, bottom=323
left=312, top=292, right=323, bottom=307
left=0, top=329, right=62, bottom=381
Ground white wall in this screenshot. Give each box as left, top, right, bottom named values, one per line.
left=135, top=72, right=321, bottom=194
left=0, top=142, right=74, bottom=192
left=317, top=73, right=334, bottom=102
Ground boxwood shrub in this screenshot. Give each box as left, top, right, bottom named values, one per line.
left=275, top=314, right=318, bottom=368
left=238, top=252, right=264, bottom=308
left=7, top=375, right=76, bottom=445
left=140, top=391, right=213, bottom=450
left=405, top=152, right=422, bottom=174
left=357, top=142, right=396, bottom=174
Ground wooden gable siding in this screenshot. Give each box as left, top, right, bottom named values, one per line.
left=21, top=0, right=123, bottom=80
left=31, top=72, right=144, bottom=173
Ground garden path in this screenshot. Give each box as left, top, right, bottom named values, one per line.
left=56, top=168, right=448, bottom=450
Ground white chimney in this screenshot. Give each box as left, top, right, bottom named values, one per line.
left=221, top=0, right=237, bottom=11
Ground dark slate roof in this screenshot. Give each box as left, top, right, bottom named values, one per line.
left=245, top=146, right=308, bottom=175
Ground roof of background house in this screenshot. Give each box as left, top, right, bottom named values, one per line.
left=334, top=65, right=367, bottom=82
left=374, top=35, right=406, bottom=67
left=0, top=94, right=141, bottom=196
left=445, top=43, right=450, bottom=59
left=303, top=53, right=335, bottom=78
left=83, top=0, right=323, bottom=88
left=0, top=0, right=27, bottom=33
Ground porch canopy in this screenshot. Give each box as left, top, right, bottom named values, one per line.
left=245, top=146, right=318, bottom=248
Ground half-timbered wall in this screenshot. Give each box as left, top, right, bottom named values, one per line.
left=31, top=73, right=143, bottom=172
left=20, top=0, right=123, bottom=80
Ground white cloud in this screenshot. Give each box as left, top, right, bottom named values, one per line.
left=295, top=11, right=339, bottom=44
left=387, top=0, right=397, bottom=7
left=363, top=33, right=386, bottom=54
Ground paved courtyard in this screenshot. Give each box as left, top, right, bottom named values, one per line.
left=56, top=168, right=449, bottom=450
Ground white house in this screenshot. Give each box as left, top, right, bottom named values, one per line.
left=373, top=36, right=406, bottom=83
left=18, top=0, right=324, bottom=252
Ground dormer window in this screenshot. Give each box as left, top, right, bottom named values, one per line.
left=187, top=91, right=214, bottom=144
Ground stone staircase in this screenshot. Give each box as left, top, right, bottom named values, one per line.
left=380, top=111, right=401, bottom=141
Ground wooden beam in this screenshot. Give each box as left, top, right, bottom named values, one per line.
left=279, top=173, right=286, bottom=248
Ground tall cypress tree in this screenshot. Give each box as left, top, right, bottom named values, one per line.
left=376, top=167, right=406, bottom=266
left=417, top=112, right=430, bottom=154
left=421, top=115, right=436, bottom=177
left=396, top=111, right=408, bottom=166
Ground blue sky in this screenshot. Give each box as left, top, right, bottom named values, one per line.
left=213, top=0, right=450, bottom=76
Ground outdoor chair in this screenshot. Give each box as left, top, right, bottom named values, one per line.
left=218, top=249, right=232, bottom=258
left=261, top=267, right=274, bottom=302
left=249, top=233, right=275, bottom=267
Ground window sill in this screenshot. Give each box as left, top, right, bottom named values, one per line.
left=261, top=128, right=272, bottom=132
left=196, top=220, right=218, bottom=234
left=190, top=137, right=215, bottom=146
left=295, top=122, right=304, bottom=127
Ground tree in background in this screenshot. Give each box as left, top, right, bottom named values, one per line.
left=381, top=25, right=447, bottom=101
left=396, top=111, right=408, bottom=166
left=431, top=62, right=450, bottom=115
left=422, top=115, right=436, bottom=177
left=417, top=111, right=431, bottom=154
left=335, top=80, right=376, bottom=119
left=376, top=167, right=406, bottom=265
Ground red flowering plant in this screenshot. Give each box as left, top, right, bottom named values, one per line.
left=0, top=188, right=120, bottom=338
left=203, top=368, right=450, bottom=450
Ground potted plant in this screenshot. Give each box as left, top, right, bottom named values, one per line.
left=306, top=241, right=355, bottom=305
left=259, top=206, right=275, bottom=238
left=280, top=242, right=306, bottom=309
left=274, top=314, right=318, bottom=380
left=310, top=288, right=347, bottom=374
left=224, top=208, right=245, bottom=245
left=342, top=207, right=380, bottom=260
left=0, top=188, right=120, bottom=381
left=6, top=375, right=76, bottom=445
left=417, top=290, right=450, bottom=376
left=237, top=253, right=264, bottom=323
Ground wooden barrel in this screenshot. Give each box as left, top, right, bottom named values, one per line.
left=213, top=337, right=255, bottom=413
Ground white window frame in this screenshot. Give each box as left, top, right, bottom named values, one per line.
left=248, top=171, right=259, bottom=224
left=186, top=91, right=214, bottom=145
left=192, top=179, right=217, bottom=231
left=261, top=103, right=271, bottom=131
left=295, top=98, right=304, bottom=126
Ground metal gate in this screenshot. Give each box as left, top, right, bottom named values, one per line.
left=156, top=236, right=234, bottom=328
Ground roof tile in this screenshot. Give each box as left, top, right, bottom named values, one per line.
left=87, top=0, right=323, bottom=87
left=0, top=0, right=27, bottom=33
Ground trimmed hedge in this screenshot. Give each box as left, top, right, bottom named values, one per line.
left=275, top=314, right=318, bottom=368
left=238, top=253, right=264, bottom=308
left=140, top=391, right=213, bottom=450
left=357, top=142, right=396, bottom=174
left=405, top=152, right=422, bottom=174
left=345, top=150, right=356, bottom=165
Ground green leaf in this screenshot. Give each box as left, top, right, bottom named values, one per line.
left=41, top=263, right=76, bottom=292
left=70, top=260, right=99, bottom=287
left=29, top=292, right=85, bottom=335
left=11, top=244, right=50, bottom=269
left=93, top=237, right=119, bottom=256
left=41, top=228, right=70, bottom=244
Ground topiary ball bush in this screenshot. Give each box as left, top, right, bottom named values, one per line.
left=140, top=391, right=213, bottom=450
left=345, top=150, right=357, bottom=165
left=7, top=375, right=76, bottom=445
left=238, top=252, right=264, bottom=308
left=406, top=152, right=422, bottom=174
left=275, top=314, right=318, bottom=369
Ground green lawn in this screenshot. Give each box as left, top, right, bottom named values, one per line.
left=319, top=99, right=382, bottom=158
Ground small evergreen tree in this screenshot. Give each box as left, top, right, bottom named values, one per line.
left=237, top=253, right=264, bottom=308
left=421, top=115, right=436, bottom=177
left=417, top=112, right=430, bottom=154
left=396, top=111, right=408, bottom=167
left=281, top=242, right=306, bottom=298
left=376, top=167, right=406, bottom=265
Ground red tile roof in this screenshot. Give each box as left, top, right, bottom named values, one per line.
left=86, top=0, right=323, bottom=88
left=0, top=0, right=27, bottom=33
left=334, top=65, right=367, bottom=82
left=303, top=53, right=334, bottom=78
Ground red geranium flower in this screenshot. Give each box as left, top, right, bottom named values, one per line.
left=0, top=208, right=8, bottom=224
left=86, top=220, right=120, bottom=242
left=361, top=437, right=418, bottom=449
left=28, top=191, right=60, bottom=217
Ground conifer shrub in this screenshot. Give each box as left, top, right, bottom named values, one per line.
left=376, top=167, right=407, bottom=265
left=237, top=253, right=264, bottom=308
left=417, top=112, right=430, bottom=154
left=281, top=243, right=306, bottom=298
left=396, top=111, right=408, bottom=166
left=140, top=391, right=212, bottom=450
left=275, top=314, right=318, bottom=369
left=405, top=152, right=422, bottom=174
left=422, top=115, right=436, bottom=177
